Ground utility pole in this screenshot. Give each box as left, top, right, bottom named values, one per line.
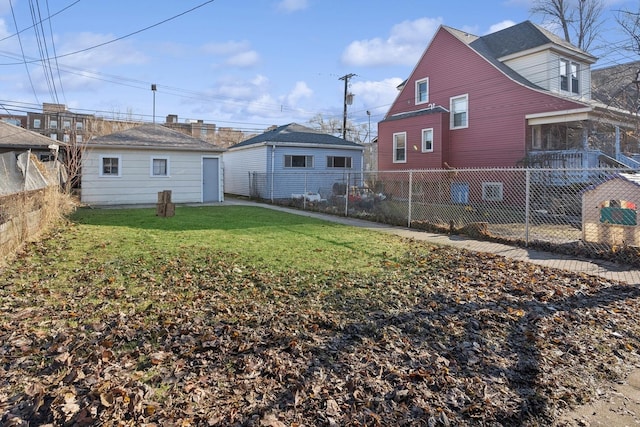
left=339, top=73, right=356, bottom=139
left=151, top=84, right=157, bottom=124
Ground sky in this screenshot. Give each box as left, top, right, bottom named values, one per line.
left=0, top=0, right=637, bottom=139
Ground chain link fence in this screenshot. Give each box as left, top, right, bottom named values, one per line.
left=248, top=168, right=640, bottom=265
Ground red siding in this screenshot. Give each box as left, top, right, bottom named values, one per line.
left=379, top=27, right=586, bottom=170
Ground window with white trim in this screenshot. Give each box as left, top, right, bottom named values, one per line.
left=450, top=94, right=468, bottom=129
left=63, top=120, right=71, bottom=129
left=50, top=119, right=58, bottom=129
left=63, top=134, right=70, bottom=143
left=560, top=59, right=580, bottom=94
left=151, top=157, right=169, bottom=177
left=416, top=78, right=429, bottom=104
left=284, top=155, right=313, bottom=168
left=33, top=119, right=41, bottom=128
left=76, top=134, right=83, bottom=143
left=482, top=182, right=504, bottom=202
left=327, top=156, right=352, bottom=168
left=76, top=122, right=83, bottom=131
left=422, top=128, right=434, bottom=152
left=393, top=132, right=406, bottom=163
left=100, top=155, right=121, bottom=177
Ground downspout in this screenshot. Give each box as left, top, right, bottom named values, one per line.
left=270, top=144, right=275, bottom=202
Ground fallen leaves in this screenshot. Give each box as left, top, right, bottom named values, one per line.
left=1, top=239, right=640, bottom=426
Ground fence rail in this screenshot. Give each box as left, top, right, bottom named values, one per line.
left=248, top=168, right=640, bottom=265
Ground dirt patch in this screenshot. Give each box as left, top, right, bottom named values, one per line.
left=557, top=369, right=640, bottom=426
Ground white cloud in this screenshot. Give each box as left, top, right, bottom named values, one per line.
left=342, top=17, right=443, bottom=67
left=225, top=50, right=259, bottom=67
left=286, top=81, right=312, bottom=106
left=203, top=40, right=251, bottom=55
left=351, top=78, right=404, bottom=111
left=486, top=20, right=517, bottom=34
left=276, top=0, right=309, bottom=13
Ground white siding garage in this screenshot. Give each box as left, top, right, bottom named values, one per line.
left=80, top=124, right=224, bottom=206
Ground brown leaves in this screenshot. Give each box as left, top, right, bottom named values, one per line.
left=1, top=244, right=640, bottom=426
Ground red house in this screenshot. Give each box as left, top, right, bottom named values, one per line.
left=378, top=21, right=639, bottom=172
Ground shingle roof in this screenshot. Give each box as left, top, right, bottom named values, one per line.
left=88, top=124, right=224, bottom=152
left=0, top=120, right=62, bottom=149
left=230, top=123, right=363, bottom=149
left=447, top=21, right=596, bottom=91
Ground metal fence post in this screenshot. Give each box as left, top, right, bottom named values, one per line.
left=345, top=173, right=350, bottom=216
left=408, top=170, right=413, bottom=227
left=525, top=169, right=530, bottom=246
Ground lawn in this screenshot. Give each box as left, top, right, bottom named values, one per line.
left=1, top=205, right=640, bottom=426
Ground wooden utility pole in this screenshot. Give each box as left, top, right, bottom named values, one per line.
left=339, top=73, right=356, bottom=139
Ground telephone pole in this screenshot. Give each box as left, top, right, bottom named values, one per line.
left=339, top=73, right=356, bottom=139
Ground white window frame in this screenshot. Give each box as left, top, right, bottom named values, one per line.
left=33, top=118, right=41, bottom=129
left=422, top=128, right=434, bottom=152
left=63, top=120, right=71, bottom=130
left=415, top=77, right=429, bottom=105
left=284, top=155, right=314, bottom=168
left=76, top=134, right=83, bottom=143
left=49, top=134, right=57, bottom=140
left=482, top=182, right=504, bottom=202
left=100, top=155, right=122, bottom=177
left=76, top=122, right=83, bottom=131
left=326, top=156, right=352, bottom=168
left=560, top=58, right=580, bottom=94
left=450, top=94, right=468, bottom=129
left=150, top=156, right=170, bottom=177
left=63, top=134, right=70, bottom=143
left=393, top=132, right=407, bottom=163
left=532, top=125, right=542, bottom=150
left=50, top=119, right=58, bottom=129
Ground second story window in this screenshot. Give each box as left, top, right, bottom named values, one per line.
left=50, top=119, right=58, bottom=129
left=450, top=94, right=468, bottom=129
left=63, top=120, right=71, bottom=129
left=33, top=118, right=41, bottom=128
left=560, top=59, right=580, bottom=94
left=76, top=122, right=83, bottom=131
left=416, top=78, right=429, bottom=104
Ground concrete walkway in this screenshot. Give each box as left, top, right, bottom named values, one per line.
left=222, top=199, right=640, bottom=285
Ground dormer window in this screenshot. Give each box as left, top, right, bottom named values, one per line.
left=415, top=78, right=429, bottom=105
left=560, top=59, right=579, bottom=94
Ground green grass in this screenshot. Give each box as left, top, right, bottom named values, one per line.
left=68, top=205, right=409, bottom=275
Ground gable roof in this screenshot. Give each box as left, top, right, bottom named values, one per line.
left=230, top=123, right=363, bottom=150
left=445, top=21, right=596, bottom=91
left=88, top=124, right=224, bottom=152
left=0, top=120, right=62, bottom=149
left=471, top=21, right=594, bottom=61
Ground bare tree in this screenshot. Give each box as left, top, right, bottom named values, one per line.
left=616, top=6, right=640, bottom=56
left=531, top=0, right=605, bottom=51
left=307, top=113, right=366, bottom=143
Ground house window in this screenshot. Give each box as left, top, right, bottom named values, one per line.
left=76, top=134, right=83, bottom=143
left=532, top=125, right=542, bottom=150
left=416, top=78, right=429, bottom=104
left=284, top=155, right=313, bottom=168
left=450, top=94, right=468, bottom=129
left=422, top=128, right=434, bottom=152
left=33, top=119, right=41, bottom=128
left=201, top=127, right=207, bottom=137
left=327, top=156, right=352, bottom=168
left=151, top=157, right=169, bottom=177
left=76, top=122, right=83, bottom=131
left=63, top=120, right=71, bottom=130
left=560, top=59, right=580, bottom=94
left=100, top=156, right=121, bottom=177
left=63, top=134, right=70, bottom=143
left=393, top=132, right=406, bottom=163
left=50, top=134, right=57, bottom=140
left=50, top=119, right=57, bottom=129
left=482, top=182, right=504, bottom=202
